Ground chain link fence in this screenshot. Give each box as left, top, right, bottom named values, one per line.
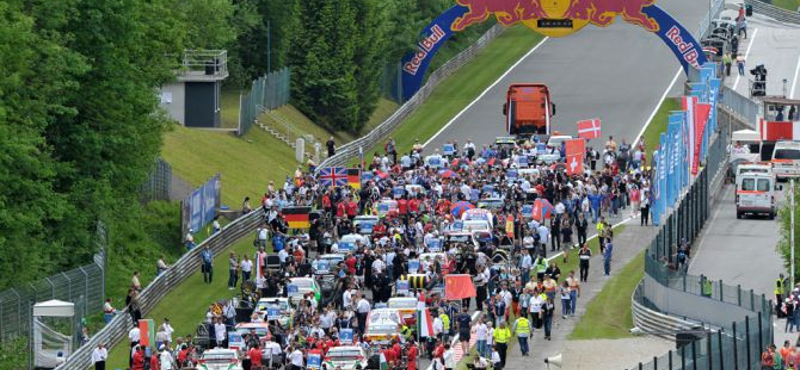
left=140, top=158, right=173, bottom=202
left=0, top=249, right=105, bottom=343
left=238, top=67, right=291, bottom=136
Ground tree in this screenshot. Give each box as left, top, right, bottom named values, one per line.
left=778, top=184, right=799, bottom=280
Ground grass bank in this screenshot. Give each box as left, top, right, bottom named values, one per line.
left=772, top=0, right=800, bottom=11
left=361, top=25, right=546, bottom=159
left=569, top=250, right=645, bottom=339
left=105, top=236, right=257, bottom=369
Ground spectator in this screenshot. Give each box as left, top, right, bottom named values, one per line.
left=200, top=246, right=213, bottom=284
left=91, top=343, right=107, bottom=370
left=156, top=256, right=168, bottom=276
left=326, top=136, right=336, bottom=158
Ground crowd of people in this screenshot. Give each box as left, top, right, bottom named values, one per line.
left=103, top=133, right=656, bottom=370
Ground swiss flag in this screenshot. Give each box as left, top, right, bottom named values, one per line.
left=565, top=139, right=585, bottom=176
left=577, top=119, right=602, bottom=140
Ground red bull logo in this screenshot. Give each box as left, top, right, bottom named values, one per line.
left=452, top=0, right=660, bottom=37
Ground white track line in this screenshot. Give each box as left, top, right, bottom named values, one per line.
left=733, top=28, right=759, bottom=92
left=422, top=37, right=550, bottom=148
left=791, top=55, right=800, bottom=99
left=632, top=67, right=683, bottom=147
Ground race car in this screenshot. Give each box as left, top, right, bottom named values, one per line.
left=197, top=348, right=244, bottom=370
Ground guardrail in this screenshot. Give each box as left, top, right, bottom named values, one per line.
left=631, top=284, right=701, bottom=340
left=55, top=209, right=264, bottom=370
left=719, top=86, right=760, bottom=128
left=317, top=24, right=505, bottom=170
left=745, top=0, right=800, bottom=24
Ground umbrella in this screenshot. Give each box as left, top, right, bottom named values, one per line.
left=551, top=162, right=566, bottom=172
left=450, top=201, right=475, bottom=218
left=375, top=171, right=389, bottom=179
left=438, top=169, right=457, bottom=178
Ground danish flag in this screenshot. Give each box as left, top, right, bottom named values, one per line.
left=577, top=119, right=602, bottom=140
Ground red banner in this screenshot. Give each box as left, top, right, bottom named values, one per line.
left=565, top=139, right=585, bottom=175
left=692, top=103, right=711, bottom=175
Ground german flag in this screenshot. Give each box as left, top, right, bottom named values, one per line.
left=347, top=168, right=361, bottom=190
left=283, top=206, right=311, bottom=229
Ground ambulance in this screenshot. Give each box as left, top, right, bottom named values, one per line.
left=735, top=172, right=777, bottom=219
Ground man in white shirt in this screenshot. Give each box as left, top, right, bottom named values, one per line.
left=92, top=343, right=108, bottom=370
left=288, top=346, right=304, bottom=370
left=160, top=345, right=176, bottom=370
left=128, top=326, right=141, bottom=347
left=443, top=344, right=456, bottom=370
left=343, top=288, right=354, bottom=310
left=356, top=295, right=371, bottom=333
left=214, top=318, right=227, bottom=348
left=528, top=293, right=544, bottom=331
left=240, top=255, right=253, bottom=282
left=159, top=319, right=174, bottom=345
left=475, top=318, right=488, bottom=358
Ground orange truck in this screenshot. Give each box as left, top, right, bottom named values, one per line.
left=502, top=83, right=556, bottom=136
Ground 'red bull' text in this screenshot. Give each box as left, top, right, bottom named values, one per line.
left=666, top=26, right=700, bottom=69
left=403, top=25, right=447, bottom=76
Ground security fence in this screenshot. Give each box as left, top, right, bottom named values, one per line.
left=140, top=158, right=173, bottom=202
left=745, top=0, right=800, bottom=24
left=238, top=67, right=291, bottom=136
left=0, top=249, right=105, bottom=343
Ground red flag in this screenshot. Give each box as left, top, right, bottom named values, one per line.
left=445, top=274, right=476, bottom=300
left=692, top=103, right=711, bottom=175
left=565, top=139, right=585, bottom=175
left=577, top=119, right=602, bottom=140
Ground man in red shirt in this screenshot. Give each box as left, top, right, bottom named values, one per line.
left=398, top=197, right=408, bottom=220
left=249, top=343, right=263, bottom=369
left=150, top=350, right=161, bottom=370
left=336, top=201, right=346, bottom=219
left=406, top=341, right=419, bottom=370
left=131, top=347, right=145, bottom=370
left=346, top=197, right=358, bottom=219
left=408, top=197, right=420, bottom=217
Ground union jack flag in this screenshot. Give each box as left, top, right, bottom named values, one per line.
left=318, top=167, right=347, bottom=187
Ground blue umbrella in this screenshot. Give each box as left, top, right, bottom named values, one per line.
left=438, top=169, right=457, bottom=178
left=450, top=201, right=475, bottom=218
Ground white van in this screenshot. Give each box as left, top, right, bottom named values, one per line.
left=736, top=173, right=776, bottom=219
left=771, top=141, right=800, bottom=180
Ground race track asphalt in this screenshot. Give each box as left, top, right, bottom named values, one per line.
left=424, top=0, right=713, bottom=152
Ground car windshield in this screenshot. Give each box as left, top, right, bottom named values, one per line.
left=447, top=235, right=470, bottom=243
left=234, top=328, right=268, bottom=337
left=774, top=149, right=800, bottom=160
left=291, top=279, right=313, bottom=288
left=388, top=300, right=416, bottom=309
left=368, top=324, right=397, bottom=335
left=203, top=352, right=237, bottom=362
left=258, top=300, right=289, bottom=310
left=328, top=350, right=363, bottom=361
left=477, top=200, right=502, bottom=209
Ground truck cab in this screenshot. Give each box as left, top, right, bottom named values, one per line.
left=503, top=84, right=555, bottom=137
left=735, top=172, right=776, bottom=219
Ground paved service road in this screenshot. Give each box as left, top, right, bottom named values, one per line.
left=689, top=184, right=784, bottom=299
left=425, top=0, right=712, bottom=152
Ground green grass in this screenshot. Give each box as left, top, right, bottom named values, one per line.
left=569, top=249, right=645, bottom=340
left=221, top=91, right=241, bottom=129
left=771, top=0, right=800, bottom=11
left=105, top=236, right=257, bottom=369
left=641, top=97, right=681, bottom=155
left=360, top=25, right=546, bottom=160
left=161, top=125, right=298, bottom=207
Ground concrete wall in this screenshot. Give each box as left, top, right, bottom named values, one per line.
left=159, top=82, right=186, bottom=125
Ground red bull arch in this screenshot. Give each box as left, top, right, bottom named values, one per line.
left=401, top=0, right=707, bottom=101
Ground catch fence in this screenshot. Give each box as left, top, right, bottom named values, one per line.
left=238, top=67, right=291, bottom=136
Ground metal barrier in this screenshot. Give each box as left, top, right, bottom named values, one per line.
left=745, top=0, right=800, bottom=24
left=54, top=209, right=264, bottom=370
left=719, top=86, right=760, bottom=128
left=317, top=24, right=506, bottom=170
left=238, top=67, right=291, bottom=136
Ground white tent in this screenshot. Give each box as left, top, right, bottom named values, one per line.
left=32, top=300, right=76, bottom=369
left=33, top=300, right=75, bottom=317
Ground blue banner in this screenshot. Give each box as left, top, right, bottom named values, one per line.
left=184, top=174, right=221, bottom=235
left=401, top=6, right=468, bottom=100
left=659, top=133, right=668, bottom=218
left=642, top=6, right=707, bottom=73
left=669, top=113, right=683, bottom=202
left=651, top=151, right=661, bottom=226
